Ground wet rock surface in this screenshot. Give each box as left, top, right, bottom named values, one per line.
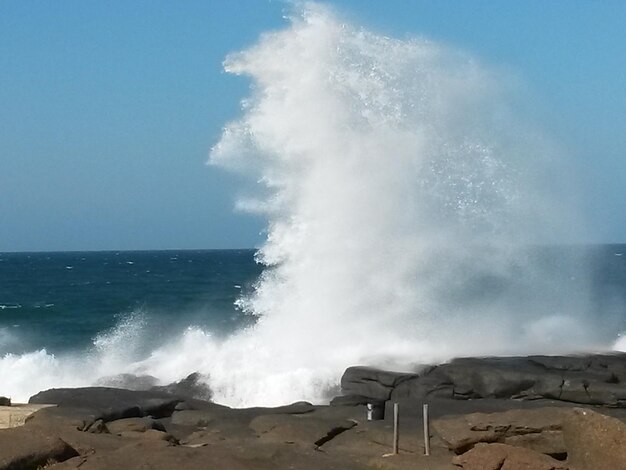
left=341, top=353, right=626, bottom=407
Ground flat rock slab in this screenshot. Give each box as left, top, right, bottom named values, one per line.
left=0, top=404, right=56, bottom=429
left=562, top=407, right=626, bottom=470
left=433, top=407, right=568, bottom=455
left=48, top=439, right=367, bottom=470
left=29, top=387, right=182, bottom=422
left=452, top=443, right=568, bottom=470
left=341, top=367, right=421, bottom=401
left=0, top=426, right=78, bottom=469
left=336, top=354, right=626, bottom=408
left=250, top=412, right=357, bottom=447
left=107, top=416, right=167, bottom=434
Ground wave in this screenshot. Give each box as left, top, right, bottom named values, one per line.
left=0, top=3, right=618, bottom=406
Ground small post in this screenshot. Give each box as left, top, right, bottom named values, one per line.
left=392, top=402, right=399, bottom=455
left=423, top=403, right=430, bottom=456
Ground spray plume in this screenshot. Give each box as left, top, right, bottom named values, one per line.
left=0, top=3, right=603, bottom=406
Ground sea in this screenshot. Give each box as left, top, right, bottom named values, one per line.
left=0, top=250, right=262, bottom=356
left=0, top=244, right=626, bottom=404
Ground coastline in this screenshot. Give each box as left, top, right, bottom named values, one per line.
left=2, top=353, right=626, bottom=469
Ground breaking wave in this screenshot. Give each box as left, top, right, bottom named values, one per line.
left=1, top=3, right=616, bottom=406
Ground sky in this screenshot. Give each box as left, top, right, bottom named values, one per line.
left=0, top=0, right=624, bottom=252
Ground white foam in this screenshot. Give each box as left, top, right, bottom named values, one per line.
left=0, top=3, right=609, bottom=406
left=613, top=334, right=626, bottom=352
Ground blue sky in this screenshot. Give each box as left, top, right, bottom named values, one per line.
left=1, top=0, right=624, bottom=251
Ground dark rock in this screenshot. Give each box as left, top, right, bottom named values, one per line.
left=0, top=426, right=79, bottom=469
left=250, top=401, right=315, bottom=415
left=29, top=387, right=182, bottom=422
left=171, top=401, right=315, bottom=428
left=329, top=395, right=373, bottom=406
left=561, top=407, right=626, bottom=470
left=387, top=353, right=626, bottom=407
left=451, top=442, right=569, bottom=470
left=340, top=366, right=420, bottom=401
left=0, top=397, right=10, bottom=407
left=150, top=373, right=212, bottom=401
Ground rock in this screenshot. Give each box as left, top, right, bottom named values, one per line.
left=330, top=395, right=374, bottom=407
left=170, top=401, right=317, bottom=440
left=433, top=407, right=568, bottom=455
left=150, top=373, right=212, bottom=401
left=249, top=413, right=357, bottom=448
left=107, top=417, right=167, bottom=434
left=503, top=431, right=566, bottom=458
left=29, top=387, right=182, bottom=422
left=561, top=407, right=626, bottom=470
left=0, top=426, right=79, bottom=469
left=0, top=403, right=55, bottom=429
left=341, top=367, right=419, bottom=401
left=452, top=442, right=569, bottom=470
left=389, top=354, right=626, bottom=407
left=171, top=409, right=217, bottom=428
left=47, top=436, right=366, bottom=470
left=253, top=400, right=316, bottom=415
left=23, top=407, right=131, bottom=457
left=83, top=419, right=109, bottom=434
left=0, top=397, right=10, bottom=407
left=119, top=429, right=177, bottom=443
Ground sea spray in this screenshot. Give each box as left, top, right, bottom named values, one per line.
left=0, top=3, right=607, bottom=406
left=207, top=3, right=597, bottom=403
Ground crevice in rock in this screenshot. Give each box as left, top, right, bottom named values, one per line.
left=556, top=379, right=565, bottom=400
left=494, top=458, right=506, bottom=470
left=314, top=421, right=357, bottom=448
left=583, top=380, right=592, bottom=401
left=549, top=451, right=568, bottom=461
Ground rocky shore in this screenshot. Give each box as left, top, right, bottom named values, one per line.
left=3, top=353, right=626, bottom=469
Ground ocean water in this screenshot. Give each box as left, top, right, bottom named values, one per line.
left=1, top=245, right=625, bottom=405
left=0, top=250, right=261, bottom=356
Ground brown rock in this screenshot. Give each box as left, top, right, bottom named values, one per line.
left=562, top=407, right=626, bottom=470
left=452, top=443, right=568, bottom=470
left=119, top=429, right=177, bottom=443
left=433, top=408, right=567, bottom=455
left=249, top=413, right=357, bottom=447
left=107, top=417, right=166, bottom=434
left=48, top=438, right=366, bottom=470
left=503, top=431, right=566, bottom=458
left=0, top=426, right=78, bottom=469
left=83, top=419, right=109, bottom=434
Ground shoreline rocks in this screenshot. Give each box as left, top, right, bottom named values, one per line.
left=3, top=353, right=626, bottom=469
left=338, top=353, right=626, bottom=408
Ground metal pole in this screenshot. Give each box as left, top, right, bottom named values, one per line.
left=423, top=403, right=430, bottom=456
left=393, top=402, right=399, bottom=454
